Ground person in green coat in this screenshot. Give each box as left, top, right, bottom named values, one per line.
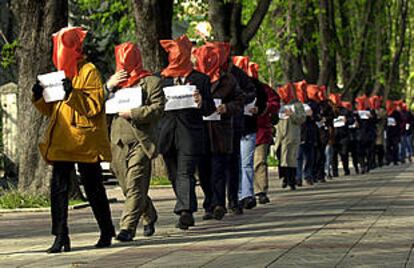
left=106, top=42, right=165, bottom=242
left=275, top=83, right=306, bottom=190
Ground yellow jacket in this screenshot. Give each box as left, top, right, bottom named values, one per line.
left=33, top=61, right=111, bottom=164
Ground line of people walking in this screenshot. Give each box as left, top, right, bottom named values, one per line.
left=31, top=27, right=413, bottom=253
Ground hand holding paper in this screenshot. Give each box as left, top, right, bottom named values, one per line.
left=37, top=71, right=66, bottom=103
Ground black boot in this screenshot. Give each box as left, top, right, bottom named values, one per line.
left=95, top=229, right=115, bottom=248
left=47, top=235, right=71, bottom=254
left=143, top=215, right=157, bottom=237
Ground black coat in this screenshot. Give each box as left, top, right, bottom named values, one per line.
left=157, top=70, right=216, bottom=156
left=207, top=73, right=245, bottom=154
left=230, top=66, right=257, bottom=132
left=334, top=107, right=354, bottom=145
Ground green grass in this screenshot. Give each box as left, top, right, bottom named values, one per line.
left=150, top=176, right=171, bottom=186
left=0, top=188, right=84, bottom=209
left=267, top=155, right=279, bottom=167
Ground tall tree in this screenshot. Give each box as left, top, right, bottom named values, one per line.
left=16, top=0, right=67, bottom=194
left=208, top=0, right=272, bottom=55
left=132, top=0, right=173, bottom=72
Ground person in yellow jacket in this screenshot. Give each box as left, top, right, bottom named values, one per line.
left=32, top=27, right=115, bottom=253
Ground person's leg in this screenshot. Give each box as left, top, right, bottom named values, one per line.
left=227, top=132, right=241, bottom=211
left=50, top=162, right=73, bottom=236
left=175, top=152, right=199, bottom=214
left=78, top=163, right=115, bottom=237
left=303, top=143, right=314, bottom=181
left=340, top=143, right=350, bottom=175
left=117, top=144, right=153, bottom=236
left=332, top=144, right=339, bottom=177
left=198, top=153, right=213, bottom=215
left=296, top=144, right=304, bottom=185
left=254, top=144, right=270, bottom=195
left=239, top=133, right=257, bottom=201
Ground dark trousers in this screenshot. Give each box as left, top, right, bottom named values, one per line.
left=348, top=141, right=359, bottom=173
left=199, top=154, right=213, bottom=213
left=163, top=148, right=199, bottom=214
left=313, top=144, right=326, bottom=181
left=375, top=144, right=385, bottom=167
left=227, top=132, right=241, bottom=209
left=386, top=140, right=400, bottom=165
left=51, top=162, right=114, bottom=236
left=211, top=154, right=230, bottom=208
left=332, top=143, right=349, bottom=176
left=296, top=143, right=315, bottom=181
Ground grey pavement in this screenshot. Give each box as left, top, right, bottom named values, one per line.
left=1, top=163, right=414, bottom=268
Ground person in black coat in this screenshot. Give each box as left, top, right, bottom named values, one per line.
left=386, top=101, right=402, bottom=165
left=157, top=35, right=216, bottom=230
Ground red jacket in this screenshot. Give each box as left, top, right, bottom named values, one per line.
left=256, top=84, right=280, bottom=145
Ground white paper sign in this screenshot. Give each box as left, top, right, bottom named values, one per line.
left=348, top=122, right=358, bottom=129
left=244, top=98, right=257, bottom=116
left=358, top=110, right=371, bottom=120
left=303, top=103, right=312, bottom=112
left=37, top=71, right=66, bottom=103
left=203, top=99, right=222, bottom=121
left=387, top=117, right=396, bottom=127
left=105, top=86, right=142, bottom=114
left=316, top=121, right=325, bottom=128
left=278, top=104, right=295, bottom=120
left=334, top=116, right=346, bottom=128
left=163, top=85, right=198, bottom=111
left=406, top=123, right=411, bottom=131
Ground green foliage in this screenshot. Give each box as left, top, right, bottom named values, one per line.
left=0, top=187, right=85, bottom=209
left=0, top=40, right=18, bottom=69
left=150, top=176, right=171, bottom=186
left=267, top=155, right=278, bottom=167
left=0, top=188, right=49, bottom=209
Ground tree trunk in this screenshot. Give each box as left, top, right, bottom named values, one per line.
left=132, top=0, right=173, bottom=178
left=16, top=0, right=67, bottom=195
left=208, top=0, right=272, bottom=55
left=132, top=0, right=173, bottom=72
left=383, top=0, right=409, bottom=104
left=318, top=0, right=337, bottom=90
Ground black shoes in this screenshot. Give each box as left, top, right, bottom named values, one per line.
left=176, top=211, right=195, bottom=230
left=202, top=211, right=214, bottom=220
left=96, top=231, right=115, bottom=248
left=47, top=235, right=71, bottom=254
left=229, top=205, right=244, bottom=215
left=213, top=206, right=226, bottom=220
left=143, top=215, right=157, bottom=237
left=115, top=229, right=134, bottom=242
left=282, top=178, right=288, bottom=188
left=257, top=193, right=270, bottom=204
left=240, top=197, right=257, bottom=209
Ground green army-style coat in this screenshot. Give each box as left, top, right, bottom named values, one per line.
left=110, top=75, right=165, bottom=160
left=274, top=101, right=306, bottom=167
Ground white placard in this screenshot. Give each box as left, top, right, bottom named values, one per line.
left=203, top=99, right=222, bottom=121
left=303, top=103, right=312, bottom=112
left=244, top=98, right=257, bottom=116
left=358, top=110, right=371, bottom=120
left=163, top=85, right=198, bottom=111
left=278, top=104, right=295, bottom=120
left=348, top=122, right=358, bottom=129
left=334, top=116, right=346, bottom=128
left=37, top=71, right=66, bottom=103
left=105, top=86, right=142, bottom=114
left=387, top=117, right=396, bottom=127
left=316, top=121, right=325, bottom=128
left=406, top=123, right=411, bottom=131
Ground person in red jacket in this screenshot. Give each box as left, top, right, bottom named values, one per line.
left=248, top=63, right=280, bottom=204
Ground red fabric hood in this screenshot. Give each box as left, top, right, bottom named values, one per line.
left=293, top=80, right=308, bottom=103
left=160, top=35, right=193, bottom=77
left=52, top=27, right=87, bottom=79
left=248, top=62, right=259, bottom=79
left=277, top=83, right=296, bottom=104
left=329, top=93, right=342, bottom=106
left=232, top=56, right=250, bottom=73
left=368, top=95, right=382, bottom=109
left=355, top=95, right=369, bottom=111
left=115, top=42, right=151, bottom=88
left=341, top=101, right=352, bottom=111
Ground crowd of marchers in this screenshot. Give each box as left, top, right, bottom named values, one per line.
left=30, top=27, right=413, bottom=253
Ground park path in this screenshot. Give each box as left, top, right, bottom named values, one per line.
left=1, top=163, right=414, bottom=268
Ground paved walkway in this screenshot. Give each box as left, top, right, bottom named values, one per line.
left=1, top=163, right=414, bottom=267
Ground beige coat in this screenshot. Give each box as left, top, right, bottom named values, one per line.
left=274, top=101, right=306, bottom=167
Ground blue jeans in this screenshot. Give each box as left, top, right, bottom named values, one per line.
left=325, top=144, right=333, bottom=177
left=296, top=143, right=314, bottom=182
left=400, top=135, right=413, bottom=160
left=239, top=133, right=256, bottom=200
